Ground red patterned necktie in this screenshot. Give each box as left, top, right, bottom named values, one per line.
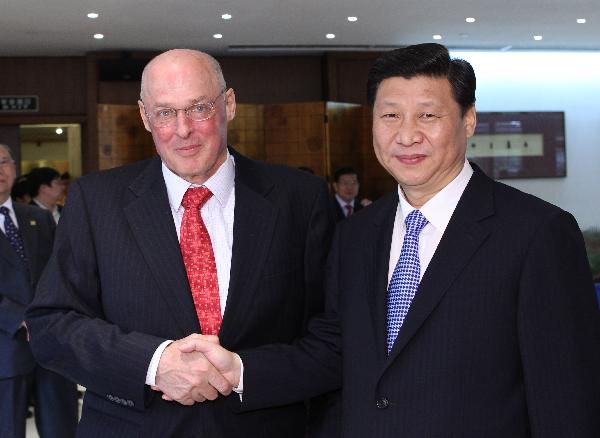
left=345, top=204, right=353, bottom=217
left=180, top=187, right=222, bottom=335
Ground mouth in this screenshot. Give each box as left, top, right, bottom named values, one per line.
left=395, top=154, right=427, bottom=165
left=175, top=144, right=201, bottom=155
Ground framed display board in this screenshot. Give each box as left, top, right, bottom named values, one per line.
left=466, top=111, right=566, bottom=179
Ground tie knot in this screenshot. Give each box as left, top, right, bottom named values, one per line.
left=0, top=206, right=9, bottom=217
left=404, top=210, right=428, bottom=235
left=182, top=187, right=213, bottom=210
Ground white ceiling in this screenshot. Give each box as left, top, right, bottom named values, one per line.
left=0, top=0, right=598, bottom=57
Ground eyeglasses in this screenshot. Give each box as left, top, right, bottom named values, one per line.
left=143, top=88, right=227, bottom=128
left=0, top=157, right=15, bottom=167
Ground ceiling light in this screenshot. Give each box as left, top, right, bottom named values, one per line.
left=93, top=33, right=104, bottom=39
left=465, top=17, right=476, bottom=23
left=577, top=18, right=586, bottom=24
left=55, top=128, right=63, bottom=135
left=533, top=35, right=543, bottom=41
left=433, top=34, right=442, bottom=40
left=326, top=33, right=336, bottom=39
left=500, top=45, right=513, bottom=51
left=221, top=13, right=232, bottom=20
left=213, top=33, right=223, bottom=39
left=347, top=16, right=358, bottom=22
left=87, top=12, right=99, bottom=19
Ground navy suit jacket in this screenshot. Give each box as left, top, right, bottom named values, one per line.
left=26, top=150, right=334, bottom=437
left=330, top=196, right=363, bottom=223
left=0, top=203, right=54, bottom=378
left=241, top=164, right=600, bottom=437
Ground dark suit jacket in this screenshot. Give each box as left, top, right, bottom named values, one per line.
left=0, top=203, right=54, bottom=378
left=241, top=164, right=600, bottom=437
left=26, top=150, right=333, bottom=438
left=330, top=196, right=363, bottom=222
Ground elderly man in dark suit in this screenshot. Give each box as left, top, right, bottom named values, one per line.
left=26, top=49, right=333, bottom=437
left=182, top=43, right=600, bottom=437
left=0, top=144, right=78, bottom=438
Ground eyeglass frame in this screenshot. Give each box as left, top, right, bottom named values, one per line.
left=0, top=157, right=16, bottom=167
left=141, top=87, right=228, bottom=128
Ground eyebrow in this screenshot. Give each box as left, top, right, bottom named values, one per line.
left=151, top=96, right=209, bottom=108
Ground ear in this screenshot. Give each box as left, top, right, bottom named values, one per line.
left=225, top=88, right=236, bottom=122
left=138, top=100, right=152, bottom=132
left=463, top=105, right=477, bottom=138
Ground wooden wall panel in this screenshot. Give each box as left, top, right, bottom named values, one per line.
left=0, top=57, right=86, bottom=115
left=228, top=104, right=265, bottom=160
left=264, top=102, right=327, bottom=177
left=97, top=104, right=155, bottom=170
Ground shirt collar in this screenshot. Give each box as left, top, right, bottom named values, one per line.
left=335, top=193, right=353, bottom=207
left=1, top=196, right=14, bottom=212
left=162, top=151, right=235, bottom=212
left=397, top=160, right=473, bottom=232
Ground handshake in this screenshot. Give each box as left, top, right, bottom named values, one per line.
left=152, top=334, right=241, bottom=406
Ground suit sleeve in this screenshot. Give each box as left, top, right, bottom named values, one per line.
left=238, top=183, right=342, bottom=411
left=517, top=210, right=600, bottom=436
left=25, top=180, right=164, bottom=412
left=0, top=294, right=26, bottom=336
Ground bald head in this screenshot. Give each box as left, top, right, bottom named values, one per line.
left=140, top=49, right=226, bottom=101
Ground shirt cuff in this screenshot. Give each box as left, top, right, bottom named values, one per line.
left=232, top=353, right=244, bottom=400
left=145, top=340, right=173, bottom=386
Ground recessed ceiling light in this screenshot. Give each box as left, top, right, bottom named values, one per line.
left=55, top=128, right=63, bottom=135
left=326, top=33, right=336, bottom=39
left=500, top=45, right=513, bottom=52
left=93, top=33, right=104, bottom=39
left=577, top=18, right=586, bottom=24
left=533, top=35, right=543, bottom=41
left=87, top=12, right=99, bottom=19
left=465, top=17, right=476, bottom=23
left=433, top=34, right=442, bottom=40
left=221, top=13, right=232, bottom=20
left=347, top=16, right=358, bottom=22
left=213, top=33, right=223, bottom=39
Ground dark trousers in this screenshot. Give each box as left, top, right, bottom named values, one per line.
left=0, top=367, right=78, bottom=438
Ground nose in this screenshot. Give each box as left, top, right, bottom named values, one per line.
left=394, top=118, right=423, bottom=147
left=174, top=109, right=192, bottom=138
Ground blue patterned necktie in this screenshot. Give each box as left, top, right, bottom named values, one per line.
left=0, top=206, right=28, bottom=266
left=386, top=209, right=428, bottom=353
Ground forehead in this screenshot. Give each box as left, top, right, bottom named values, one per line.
left=338, top=173, right=358, bottom=181
left=144, top=57, right=219, bottom=105
left=375, top=75, right=454, bottom=106
left=0, top=146, right=11, bottom=159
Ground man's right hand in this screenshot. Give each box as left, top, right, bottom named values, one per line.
left=154, top=335, right=233, bottom=405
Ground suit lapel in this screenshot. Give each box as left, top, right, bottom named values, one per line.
left=219, top=152, right=277, bottom=347
left=368, top=193, right=399, bottom=361
left=123, top=158, right=200, bottom=335
left=383, top=166, right=495, bottom=369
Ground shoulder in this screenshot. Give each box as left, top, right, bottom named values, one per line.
left=14, top=202, right=52, bottom=221
left=234, top=151, right=328, bottom=196
left=75, top=158, right=156, bottom=190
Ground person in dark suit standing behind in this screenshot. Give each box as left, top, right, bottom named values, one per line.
left=25, top=49, right=334, bottom=437
left=330, top=167, right=367, bottom=221
left=27, top=167, right=64, bottom=224
left=181, top=43, right=600, bottom=437
left=0, top=144, right=78, bottom=438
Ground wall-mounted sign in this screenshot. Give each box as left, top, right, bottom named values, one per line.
left=0, top=95, right=39, bottom=112
left=467, top=112, right=566, bottom=179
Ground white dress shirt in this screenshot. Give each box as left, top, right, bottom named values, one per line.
left=146, top=153, right=236, bottom=386
left=0, top=197, right=20, bottom=234
left=387, top=160, right=474, bottom=285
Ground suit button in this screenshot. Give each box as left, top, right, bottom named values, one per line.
left=376, top=397, right=389, bottom=409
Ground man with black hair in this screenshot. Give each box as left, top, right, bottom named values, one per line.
left=330, top=167, right=370, bottom=221
left=28, top=167, right=64, bottom=223
left=184, top=43, right=600, bottom=437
